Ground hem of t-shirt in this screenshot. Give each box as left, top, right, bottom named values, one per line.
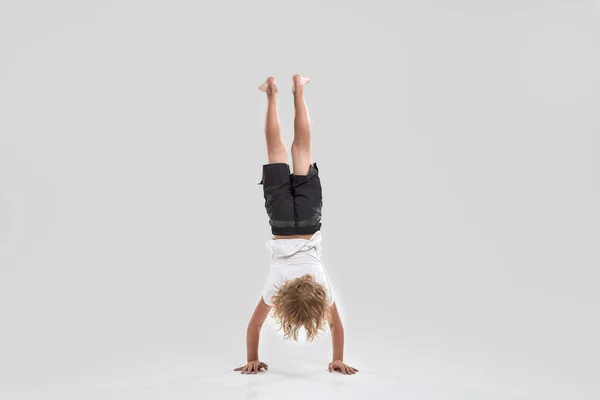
left=262, top=296, right=273, bottom=306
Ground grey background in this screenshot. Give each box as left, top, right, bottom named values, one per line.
left=1, top=0, right=599, bottom=399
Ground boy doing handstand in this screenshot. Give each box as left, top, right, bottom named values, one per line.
left=234, top=75, right=358, bottom=376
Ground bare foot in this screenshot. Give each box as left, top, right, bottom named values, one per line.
left=292, top=75, right=311, bottom=93
left=258, top=77, right=278, bottom=96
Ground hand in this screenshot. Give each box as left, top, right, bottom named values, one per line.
left=234, top=360, right=269, bottom=374
left=329, top=360, right=359, bottom=375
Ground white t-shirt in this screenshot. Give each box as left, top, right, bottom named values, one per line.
left=262, top=231, right=335, bottom=307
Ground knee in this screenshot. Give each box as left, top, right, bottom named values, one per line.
left=291, top=141, right=310, bottom=154
left=268, top=148, right=288, bottom=164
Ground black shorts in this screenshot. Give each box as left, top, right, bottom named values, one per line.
left=258, top=162, right=323, bottom=236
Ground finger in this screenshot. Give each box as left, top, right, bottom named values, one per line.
left=234, top=366, right=243, bottom=371
left=241, top=365, right=249, bottom=374
left=253, top=364, right=258, bottom=374
left=329, top=364, right=333, bottom=372
left=344, top=365, right=352, bottom=375
left=340, top=365, right=347, bottom=375
left=262, top=363, right=269, bottom=371
left=352, top=367, right=359, bottom=373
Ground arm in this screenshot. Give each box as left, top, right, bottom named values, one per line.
left=246, top=297, right=271, bottom=362
left=235, top=297, right=271, bottom=374
left=328, top=302, right=345, bottom=361
left=328, top=302, right=359, bottom=375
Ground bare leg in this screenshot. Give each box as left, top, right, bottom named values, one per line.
left=291, top=75, right=312, bottom=175
left=259, top=77, right=287, bottom=164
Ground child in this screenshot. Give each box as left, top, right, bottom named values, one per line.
left=234, top=75, right=359, bottom=376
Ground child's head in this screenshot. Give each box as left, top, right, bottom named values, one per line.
left=271, top=274, right=331, bottom=342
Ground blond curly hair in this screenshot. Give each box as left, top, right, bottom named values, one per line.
left=271, top=274, right=332, bottom=342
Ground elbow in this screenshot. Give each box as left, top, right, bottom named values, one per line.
left=248, top=320, right=264, bottom=331
left=329, top=320, right=343, bottom=331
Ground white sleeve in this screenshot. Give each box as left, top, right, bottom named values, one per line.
left=326, top=281, right=335, bottom=306
left=322, top=269, right=335, bottom=306
left=262, top=269, right=281, bottom=306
